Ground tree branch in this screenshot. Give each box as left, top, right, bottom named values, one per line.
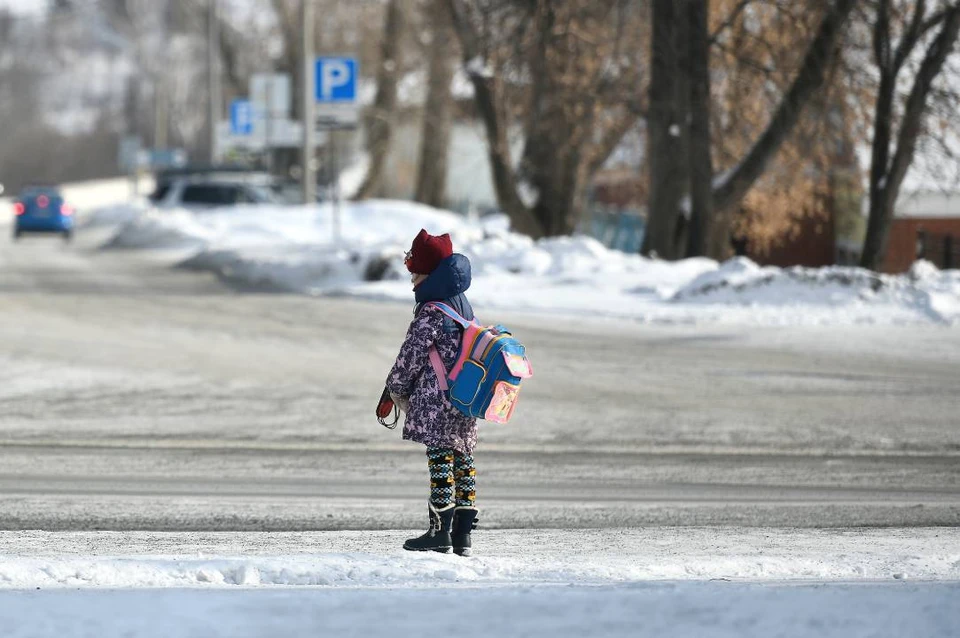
left=586, top=108, right=640, bottom=176
left=445, top=0, right=542, bottom=236
left=712, top=0, right=859, bottom=214
left=708, top=0, right=754, bottom=45
left=712, top=40, right=778, bottom=79
left=887, top=4, right=960, bottom=198
left=892, top=0, right=927, bottom=72
left=873, top=0, right=891, bottom=70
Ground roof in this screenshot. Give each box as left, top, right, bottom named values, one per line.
left=894, top=190, right=960, bottom=219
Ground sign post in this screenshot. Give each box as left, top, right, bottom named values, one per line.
left=301, top=0, right=315, bottom=206
left=315, top=56, right=359, bottom=241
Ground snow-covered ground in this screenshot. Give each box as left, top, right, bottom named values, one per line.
left=5, top=528, right=960, bottom=587
left=2, top=529, right=958, bottom=637
left=97, top=199, right=960, bottom=325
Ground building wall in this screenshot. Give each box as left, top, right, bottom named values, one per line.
left=743, top=213, right=836, bottom=268
left=884, top=218, right=960, bottom=272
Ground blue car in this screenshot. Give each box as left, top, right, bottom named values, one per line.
left=13, top=186, right=74, bottom=241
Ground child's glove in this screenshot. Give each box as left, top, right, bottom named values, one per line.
left=377, top=387, right=399, bottom=429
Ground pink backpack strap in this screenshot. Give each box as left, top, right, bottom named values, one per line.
left=423, top=301, right=477, bottom=328
left=429, top=346, right=449, bottom=391
left=423, top=302, right=478, bottom=390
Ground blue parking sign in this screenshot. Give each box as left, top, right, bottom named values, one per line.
left=230, top=99, right=254, bottom=135
left=315, top=57, right=358, bottom=102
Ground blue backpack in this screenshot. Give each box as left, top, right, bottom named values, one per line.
left=426, top=302, right=533, bottom=423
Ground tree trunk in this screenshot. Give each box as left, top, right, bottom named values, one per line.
left=860, top=4, right=960, bottom=270
left=711, top=0, right=858, bottom=222
left=413, top=0, right=454, bottom=209
left=861, top=4, right=960, bottom=271
left=444, top=0, right=543, bottom=237
left=355, top=0, right=404, bottom=200
left=860, top=69, right=895, bottom=271
left=685, top=0, right=714, bottom=258
left=445, top=0, right=639, bottom=240
left=643, top=0, right=689, bottom=259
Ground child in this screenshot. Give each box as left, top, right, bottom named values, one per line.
left=385, top=229, right=480, bottom=555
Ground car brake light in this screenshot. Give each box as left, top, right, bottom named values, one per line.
left=37, top=195, right=49, bottom=208
left=61, top=204, right=74, bottom=216
left=13, top=202, right=25, bottom=216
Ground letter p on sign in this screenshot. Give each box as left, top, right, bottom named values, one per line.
left=315, top=57, right=358, bottom=102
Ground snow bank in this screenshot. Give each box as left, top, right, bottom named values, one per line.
left=2, top=529, right=958, bottom=637
left=2, top=528, right=959, bottom=590
left=670, top=257, right=960, bottom=324
left=61, top=176, right=154, bottom=213
left=105, top=200, right=488, bottom=291
left=101, top=200, right=960, bottom=325
left=3, top=527, right=959, bottom=636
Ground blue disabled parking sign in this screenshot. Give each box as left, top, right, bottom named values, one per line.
left=230, top=99, right=255, bottom=135
left=315, top=57, right=358, bottom=102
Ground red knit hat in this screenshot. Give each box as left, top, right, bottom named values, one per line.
left=405, top=229, right=453, bottom=274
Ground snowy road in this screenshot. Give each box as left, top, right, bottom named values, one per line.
left=0, top=219, right=959, bottom=530
left=1, top=208, right=959, bottom=637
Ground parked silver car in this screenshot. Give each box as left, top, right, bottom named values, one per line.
left=149, top=174, right=280, bottom=210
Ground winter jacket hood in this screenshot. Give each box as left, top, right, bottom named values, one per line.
left=414, top=254, right=474, bottom=323
left=415, top=253, right=471, bottom=302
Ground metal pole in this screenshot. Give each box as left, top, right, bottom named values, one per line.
left=265, top=81, right=274, bottom=175
left=208, top=0, right=221, bottom=165
left=332, top=130, right=340, bottom=241
left=301, top=0, right=316, bottom=205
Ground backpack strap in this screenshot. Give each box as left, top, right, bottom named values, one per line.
left=429, top=347, right=449, bottom=391
left=424, top=302, right=477, bottom=329
left=424, top=302, right=476, bottom=391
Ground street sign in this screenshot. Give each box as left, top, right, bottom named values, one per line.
left=314, top=57, right=359, bottom=128
left=315, top=57, right=358, bottom=102
left=230, top=99, right=255, bottom=136
left=251, top=73, right=291, bottom=118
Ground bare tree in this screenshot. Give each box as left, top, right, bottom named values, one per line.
left=643, top=0, right=690, bottom=259
left=860, top=0, right=960, bottom=270
left=414, top=0, right=456, bottom=208
left=708, top=0, right=859, bottom=253
left=355, top=0, right=406, bottom=200
left=642, top=0, right=715, bottom=259
left=686, top=0, right=714, bottom=258
left=446, top=0, right=644, bottom=238
left=644, top=0, right=858, bottom=259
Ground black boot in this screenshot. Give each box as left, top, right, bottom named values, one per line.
left=403, top=502, right=455, bottom=553
left=452, top=507, right=479, bottom=556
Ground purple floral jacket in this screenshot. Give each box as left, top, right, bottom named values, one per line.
left=386, top=305, right=478, bottom=454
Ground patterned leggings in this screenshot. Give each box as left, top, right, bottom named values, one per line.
left=426, top=447, right=476, bottom=508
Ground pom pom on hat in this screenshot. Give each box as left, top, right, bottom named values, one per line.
left=405, top=229, right=453, bottom=274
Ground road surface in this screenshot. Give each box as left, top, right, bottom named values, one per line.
left=0, top=217, right=958, bottom=530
